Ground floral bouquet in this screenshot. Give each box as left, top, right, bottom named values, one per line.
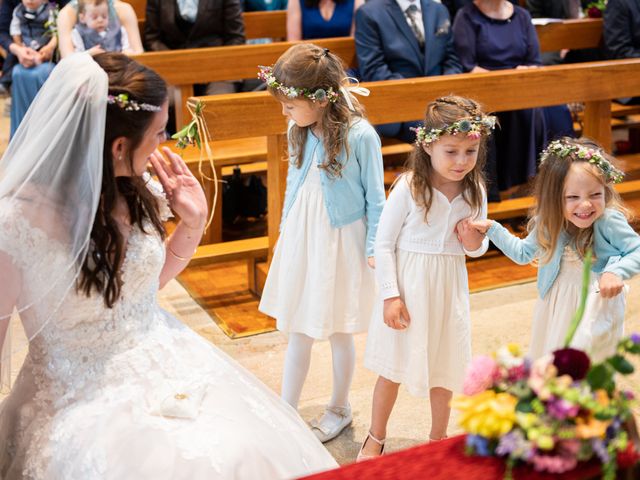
left=452, top=252, right=640, bottom=479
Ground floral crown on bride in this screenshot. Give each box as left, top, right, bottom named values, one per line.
left=411, top=115, right=497, bottom=146
left=540, top=140, right=625, bottom=184
left=107, top=93, right=162, bottom=112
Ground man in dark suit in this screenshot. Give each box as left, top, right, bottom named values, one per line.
left=144, top=0, right=245, bottom=94
left=604, top=0, right=640, bottom=60
left=604, top=0, right=640, bottom=104
left=355, top=0, right=461, bottom=142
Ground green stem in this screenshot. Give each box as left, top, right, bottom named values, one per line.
left=564, top=249, right=593, bottom=347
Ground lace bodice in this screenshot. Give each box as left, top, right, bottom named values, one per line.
left=0, top=182, right=172, bottom=397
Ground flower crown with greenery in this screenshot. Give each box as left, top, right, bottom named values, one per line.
left=257, top=65, right=339, bottom=103
left=412, top=115, right=497, bottom=145
left=107, top=93, right=162, bottom=112
left=540, top=140, right=625, bottom=184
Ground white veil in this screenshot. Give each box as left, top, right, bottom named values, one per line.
left=0, top=53, right=107, bottom=391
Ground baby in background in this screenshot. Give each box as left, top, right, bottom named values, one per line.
left=71, top=0, right=131, bottom=54
left=10, top=0, right=57, bottom=63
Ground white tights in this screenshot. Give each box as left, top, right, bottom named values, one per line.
left=281, top=332, right=355, bottom=410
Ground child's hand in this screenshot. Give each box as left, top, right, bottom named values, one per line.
left=383, top=297, right=410, bottom=330
left=466, top=219, right=494, bottom=234
left=456, top=218, right=485, bottom=251
left=367, top=257, right=375, bottom=269
left=598, top=272, right=624, bottom=298
left=88, top=45, right=105, bottom=56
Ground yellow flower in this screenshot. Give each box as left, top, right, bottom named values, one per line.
left=452, top=391, right=518, bottom=439
left=594, top=389, right=610, bottom=407
left=575, top=414, right=609, bottom=439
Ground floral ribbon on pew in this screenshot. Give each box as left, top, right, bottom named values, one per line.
left=171, top=99, right=217, bottom=232
left=339, top=77, right=369, bottom=111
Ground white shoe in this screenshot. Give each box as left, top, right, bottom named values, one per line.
left=309, top=405, right=352, bottom=443
left=356, top=431, right=385, bottom=462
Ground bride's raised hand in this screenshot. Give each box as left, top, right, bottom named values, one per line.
left=149, top=147, right=208, bottom=229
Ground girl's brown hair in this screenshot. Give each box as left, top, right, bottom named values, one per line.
left=530, top=136, right=628, bottom=264
left=268, top=43, right=364, bottom=177
left=405, top=96, right=489, bottom=222
left=78, top=52, right=168, bottom=308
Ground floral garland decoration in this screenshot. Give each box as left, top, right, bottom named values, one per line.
left=107, top=93, right=162, bottom=112
left=540, top=140, right=624, bottom=184
left=411, top=115, right=497, bottom=145
left=258, top=65, right=339, bottom=103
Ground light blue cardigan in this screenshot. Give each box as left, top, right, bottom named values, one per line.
left=279, top=118, right=386, bottom=257
left=487, top=209, right=640, bottom=298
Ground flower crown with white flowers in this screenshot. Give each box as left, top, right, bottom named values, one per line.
left=258, top=65, right=339, bottom=103
left=412, top=115, right=497, bottom=145
left=107, top=93, right=162, bottom=112
left=540, top=140, right=625, bottom=184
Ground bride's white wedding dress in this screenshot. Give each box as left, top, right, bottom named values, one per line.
left=0, top=192, right=338, bottom=480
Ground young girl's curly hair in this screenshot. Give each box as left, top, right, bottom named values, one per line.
left=268, top=43, right=365, bottom=177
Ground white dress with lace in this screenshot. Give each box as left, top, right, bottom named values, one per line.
left=0, top=194, right=338, bottom=480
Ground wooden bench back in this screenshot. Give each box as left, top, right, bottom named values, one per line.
left=133, top=18, right=604, bottom=129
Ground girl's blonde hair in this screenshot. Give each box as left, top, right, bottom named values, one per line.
left=530, top=137, right=629, bottom=264
left=405, top=95, right=489, bottom=222
left=268, top=43, right=364, bottom=177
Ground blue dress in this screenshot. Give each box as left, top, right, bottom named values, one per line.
left=301, top=0, right=354, bottom=39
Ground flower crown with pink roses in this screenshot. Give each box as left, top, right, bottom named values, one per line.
left=412, top=115, right=497, bottom=146
left=540, top=140, right=624, bottom=184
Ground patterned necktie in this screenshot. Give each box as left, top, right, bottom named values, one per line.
left=405, top=4, right=425, bottom=50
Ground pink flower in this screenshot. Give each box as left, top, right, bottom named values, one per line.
left=463, top=355, right=500, bottom=395
left=531, top=453, right=578, bottom=474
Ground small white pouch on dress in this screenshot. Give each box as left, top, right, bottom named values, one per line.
left=572, top=281, right=629, bottom=363
left=147, top=380, right=207, bottom=420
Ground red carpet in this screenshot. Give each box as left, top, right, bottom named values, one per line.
left=300, top=435, right=626, bottom=480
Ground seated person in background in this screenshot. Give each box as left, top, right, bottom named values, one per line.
left=355, top=0, right=461, bottom=143
left=527, top=0, right=600, bottom=65
left=604, top=0, right=640, bottom=104
left=453, top=0, right=573, bottom=199
left=286, top=0, right=363, bottom=40
left=57, top=0, right=143, bottom=58
left=2, top=0, right=63, bottom=135
left=604, top=0, right=640, bottom=60
left=71, top=0, right=133, bottom=53
left=144, top=0, right=245, bottom=94
left=10, top=0, right=56, bottom=53
left=441, top=0, right=517, bottom=20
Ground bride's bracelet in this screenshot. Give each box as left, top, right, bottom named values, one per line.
left=167, top=245, right=196, bottom=262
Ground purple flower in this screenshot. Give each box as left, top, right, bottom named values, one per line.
left=591, top=438, right=610, bottom=463
left=553, top=348, right=591, bottom=380
left=496, top=430, right=533, bottom=460
left=630, top=333, right=640, bottom=345
left=546, top=396, right=580, bottom=420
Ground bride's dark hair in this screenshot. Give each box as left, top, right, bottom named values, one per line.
left=78, top=53, right=168, bottom=308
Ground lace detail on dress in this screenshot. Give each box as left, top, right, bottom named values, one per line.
left=144, top=173, right=173, bottom=222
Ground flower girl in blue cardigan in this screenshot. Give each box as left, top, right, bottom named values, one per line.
left=258, top=43, right=386, bottom=442
left=464, top=137, right=640, bottom=361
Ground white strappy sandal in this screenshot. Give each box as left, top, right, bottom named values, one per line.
left=309, top=405, right=353, bottom=443
left=356, top=431, right=385, bottom=462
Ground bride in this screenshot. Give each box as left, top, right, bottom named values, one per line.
left=0, top=52, right=338, bottom=479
